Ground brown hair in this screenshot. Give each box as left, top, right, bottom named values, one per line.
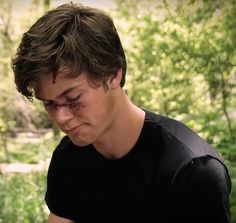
left=12, top=2, right=126, bottom=100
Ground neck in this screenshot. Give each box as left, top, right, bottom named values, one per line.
left=93, top=94, right=145, bottom=159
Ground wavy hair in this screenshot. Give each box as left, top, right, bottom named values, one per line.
left=12, top=3, right=127, bottom=99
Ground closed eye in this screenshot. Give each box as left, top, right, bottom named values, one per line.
left=66, top=94, right=81, bottom=102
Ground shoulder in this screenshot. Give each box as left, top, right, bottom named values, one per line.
left=54, top=135, right=72, bottom=152
left=49, top=136, right=74, bottom=166
left=53, top=135, right=78, bottom=157
left=144, top=110, right=228, bottom=184
left=145, top=109, right=200, bottom=141
left=47, top=136, right=70, bottom=168
left=144, top=110, right=203, bottom=153
left=168, top=156, right=231, bottom=223
left=174, top=156, right=231, bottom=192
left=145, top=110, right=222, bottom=159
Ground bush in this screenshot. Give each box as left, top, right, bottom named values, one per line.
left=0, top=171, right=48, bottom=223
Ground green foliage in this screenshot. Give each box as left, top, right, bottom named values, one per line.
left=0, top=172, right=48, bottom=223
left=0, top=132, right=57, bottom=163
left=0, top=135, right=58, bottom=222
left=113, top=0, right=236, bottom=153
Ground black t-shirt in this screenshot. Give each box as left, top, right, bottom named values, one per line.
left=45, top=110, right=231, bottom=222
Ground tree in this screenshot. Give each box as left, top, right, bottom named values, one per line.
left=113, top=0, right=236, bottom=147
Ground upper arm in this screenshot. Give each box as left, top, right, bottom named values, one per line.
left=48, top=212, right=75, bottom=223
left=171, top=157, right=231, bottom=223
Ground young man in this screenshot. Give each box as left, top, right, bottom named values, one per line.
left=12, top=3, right=231, bottom=223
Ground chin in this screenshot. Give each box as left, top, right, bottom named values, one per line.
left=69, top=136, right=91, bottom=147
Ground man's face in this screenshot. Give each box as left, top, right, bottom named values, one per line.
left=33, top=72, right=118, bottom=147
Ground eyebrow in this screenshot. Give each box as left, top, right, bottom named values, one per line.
left=36, top=86, right=80, bottom=101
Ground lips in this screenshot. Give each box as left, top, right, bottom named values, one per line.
left=64, top=124, right=86, bottom=136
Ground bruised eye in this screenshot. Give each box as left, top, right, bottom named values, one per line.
left=42, top=95, right=81, bottom=110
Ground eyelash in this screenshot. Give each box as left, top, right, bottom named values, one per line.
left=43, top=94, right=81, bottom=108
left=66, top=94, right=81, bottom=102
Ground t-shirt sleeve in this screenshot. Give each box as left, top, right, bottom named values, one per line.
left=170, top=156, right=231, bottom=223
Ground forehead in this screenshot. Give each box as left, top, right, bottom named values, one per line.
left=32, top=72, right=88, bottom=100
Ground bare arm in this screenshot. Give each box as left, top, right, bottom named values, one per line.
left=48, top=212, right=75, bottom=223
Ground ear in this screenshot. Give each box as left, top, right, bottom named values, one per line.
left=108, top=68, right=122, bottom=89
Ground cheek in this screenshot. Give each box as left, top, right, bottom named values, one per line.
left=74, top=100, right=99, bottom=118
left=90, top=99, right=111, bottom=120
left=75, top=91, right=114, bottom=121
left=73, top=104, right=87, bottom=117
left=96, top=96, right=115, bottom=121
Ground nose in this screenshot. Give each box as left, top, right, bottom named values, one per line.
left=50, top=106, right=74, bottom=125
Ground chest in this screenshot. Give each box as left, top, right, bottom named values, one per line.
left=59, top=149, right=164, bottom=218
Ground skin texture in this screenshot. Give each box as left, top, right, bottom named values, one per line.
left=33, top=70, right=145, bottom=222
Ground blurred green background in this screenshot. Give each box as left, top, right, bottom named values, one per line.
left=0, top=0, right=235, bottom=222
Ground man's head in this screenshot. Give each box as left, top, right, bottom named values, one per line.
left=12, top=2, right=126, bottom=100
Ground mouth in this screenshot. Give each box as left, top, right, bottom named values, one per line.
left=64, top=124, right=86, bottom=136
